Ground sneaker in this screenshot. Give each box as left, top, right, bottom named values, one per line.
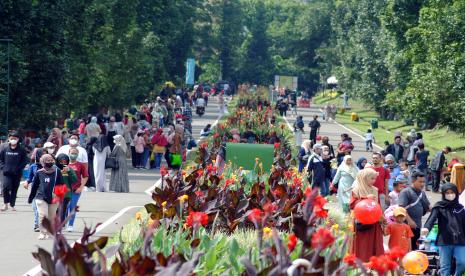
left=34, top=226, right=40, bottom=232
left=38, top=233, right=47, bottom=240
left=66, top=226, right=74, bottom=232
left=0, top=204, right=8, bottom=211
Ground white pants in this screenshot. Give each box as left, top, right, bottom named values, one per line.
left=35, top=199, right=58, bottom=234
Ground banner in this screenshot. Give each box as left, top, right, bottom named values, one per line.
left=226, top=143, right=274, bottom=171
left=185, top=58, right=195, bottom=85
left=274, top=75, right=298, bottom=91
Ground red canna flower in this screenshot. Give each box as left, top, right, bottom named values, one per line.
left=195, top=190, right=204, bottom=197
left=206, top=163, right=217, bottom=174
left=274, top=142, right=281, bottom=149
left=186, top=211, right=209, bottom=228
left=287, top=234, right=298, bottom=252
left=366, top=255, right=398, bottom=275
left=386, top=247, right=407, bottom=260
left=263, top=202, right=278, bottom=215
left=292, top=177, right=302, bottom=188
left=52, top=184, right=69, bottom=203
left=313, top=195, right=328, bottom=218
left=311, top=228, right=335, bottom=250
left=197, top=169, right=204, bottom=177
left=284, top=170, right=293, bottom=180
left=160, top=166, right=168, bottom=177
left=224, top=178, right=235, bottom=188
left=343, top=254, right=357, bottom=267
left=247, top=208, right=263, bottom=224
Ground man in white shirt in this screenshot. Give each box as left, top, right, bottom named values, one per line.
left=56, top=134, right=88, bottom=165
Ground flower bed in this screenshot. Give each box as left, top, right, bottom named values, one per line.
left=31, top=91, right=408, bottom=275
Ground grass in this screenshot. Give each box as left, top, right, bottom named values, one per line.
left=312, top=93, right=465, bottom=161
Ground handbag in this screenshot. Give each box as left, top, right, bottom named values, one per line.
left=105, top=156, right=119, bottom=169
left=170, top=153, right=182, bottom=166
left=153, top=144, right=166, bottom=154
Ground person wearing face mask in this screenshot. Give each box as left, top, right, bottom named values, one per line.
left=65, top=147, right=89, bottom=232
left=56, top=134, right=88, bottom=170
left=23, top=147, right=45, bottom=231
left=0, top=131, right=28, bottom=211
left=43, top=142, right=57, bottom=156
left=55, top=154, right=77, bottom=224
left=27, top=154, right=64, bottom=239
left=422, top=183, right=465, bottom=276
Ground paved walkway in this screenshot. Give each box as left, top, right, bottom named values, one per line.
left=0, top=99, right=220, bottom=276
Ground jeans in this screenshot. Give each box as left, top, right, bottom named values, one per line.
left=134, top=152, right=143, bottom=167
left=67, top=192, right=81, bottom=227
left=365, top=140, right=373, bottom=151
left=142, top=148, right=150, bottom=168
left=2, top=174, right=21, bottom=206
left=32, top=198, right=39, bottom=227
left=154, top=153, right=163, bottom=168
left=439, top=245, right=465, bottom=276
left=79, top=134, right=86, bottom=146
left=320, top=178, right=330, bottom=197
left=432, top=170, right=441, bottom=192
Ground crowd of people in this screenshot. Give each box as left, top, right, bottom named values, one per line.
left=296, top=113, right=465, bottom=275
left=0, top=83, right=229, bottom=239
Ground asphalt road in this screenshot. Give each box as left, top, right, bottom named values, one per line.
left=0, top=99, right=220, bottom=276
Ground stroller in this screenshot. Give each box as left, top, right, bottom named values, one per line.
left=416, top=238, right=440, bottom=275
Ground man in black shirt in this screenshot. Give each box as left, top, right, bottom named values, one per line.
left=308, top=115, right=321, bottom=144
left=0, top=131, right=28, bottom=211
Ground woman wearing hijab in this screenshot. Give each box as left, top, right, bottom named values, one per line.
left=298, top=140, right=312, bottom=173
left=55, top=154, right=77, bottom=223
left=28, top=154, right=65, bottom=239
left=47, top=128, right=63, bottom=153
left=85, top=137, right=97, bottom=191
left=333, top=155, right=358, bottom=213
left=423, top=183, right=465, bottom=276
left=356, top=157, right=367, bottom=170
left=93, top=135, right=111, bottom=192
left=349, top=168, right=384, bottom=261
left=450, top=163, right=465, bottom=193
left=85, top=116, right=101, bottom=139
left=109, top=135, right=129, bottom=192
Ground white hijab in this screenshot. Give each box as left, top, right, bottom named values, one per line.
left=338, top=155, right=358, bottom=179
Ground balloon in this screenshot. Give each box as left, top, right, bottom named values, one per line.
left=353, top=199, right=382, bottom=224
left=402, top=251, right=429, bottom=274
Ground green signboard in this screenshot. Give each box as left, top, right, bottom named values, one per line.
left=226, top=143, right=274, bottom=171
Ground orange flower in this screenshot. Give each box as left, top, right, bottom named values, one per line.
left=343, top=254, right=357, bottom=267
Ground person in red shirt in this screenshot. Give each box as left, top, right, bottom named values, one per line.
left=66, top=147, right=89, bottom=232
left=366, top=152, right=390, bottom=209
left=384, top=207, right=413, bottom=252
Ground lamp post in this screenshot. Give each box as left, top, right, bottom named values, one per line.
left=0, top=38, right=12, bottom=136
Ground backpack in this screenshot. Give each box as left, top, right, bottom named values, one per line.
left=296, top=120, right=304, bottom=130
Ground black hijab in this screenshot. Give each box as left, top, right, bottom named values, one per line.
left=93, top=135, right=109, bottom=152
left=55, top=154, right=69, bottom=170
left=434, top=183, right=462, bottom=209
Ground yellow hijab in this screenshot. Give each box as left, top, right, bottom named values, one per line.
left=352, top=168, right=379, bottom=201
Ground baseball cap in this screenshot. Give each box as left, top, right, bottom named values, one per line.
left=393, top=207, right=407, bottom=217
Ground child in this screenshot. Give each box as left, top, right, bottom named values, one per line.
left=365, top=129, right=374, bottom=152
left=384, top=207, right=414, bottom=252
left=398, top=160, right=411, bottom=185
left=389, top=179, right=405, bottom=205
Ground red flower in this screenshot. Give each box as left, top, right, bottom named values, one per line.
left=199, top=143, right=208, bottom=149
left=287, top=234, right=298, bottom=252
left=160, top=166, right=168, bottom=177
left=206, top=163, right=217, bottom=174
left=195, top=190, right=204, bottom=197
left=284, top=170, right=293, bottom=180
left=186, top=211, right=209, bottom=228
left=386, top=247, right=407, bottom=260
left=197, top=169, right=204, bottom=177
left=224, top=178, right=235, bottom=188
left=274, top=142, right=281, bottom=149
left=292, top=177, right=302, bottom=188
left=311, top=228, right=335, bottom=250
left=313, top=195, right=328, bottom=218
left=304, top=187, right=313, bottom=197
left=52, top=184, right=69, bottom=203
left=366, top=255, right=398, bottom=275
left=343, top=254, right=357, bottom=267
left=272, top=188, right=284, bottom=197
left=213, top=133, right=220, bottom=139
left=247, top=208, right=263, bottom=224
left=263, top=202, right=278, bottom=215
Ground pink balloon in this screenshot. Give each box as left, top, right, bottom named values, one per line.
left=354, top=199, right=382, bottom=224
